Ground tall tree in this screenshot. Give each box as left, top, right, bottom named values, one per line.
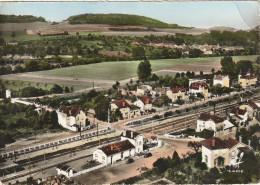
left=132, top=46, right=146, bottom=60
left=220, top=56, right=236, bottom=76
left=137, top=59, right=152, bottom=81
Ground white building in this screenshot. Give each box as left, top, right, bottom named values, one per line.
left=57, top=105, right=87, bottom=132
left=134, top=95, right=152, bottom=113
left=120, top=130, right=144, bottom=153
left=213, top=75, right=230, bottom=88
left=189, top=81, right=210, bottom=98
left=56, top=164, right=75, bottom=178
left=93, top=130, right=144, bottom=165
left=201, top=137, right=251, bottom=168
left=6, top=90, right=11, bottom=98
left=196, top=113, right=236, bottom=137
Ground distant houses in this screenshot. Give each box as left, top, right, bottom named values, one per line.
left=189, top=81, right=209, bottom=98
left=134, top=95, right=152, bottom=114
left=229, top=107, right=249, bottom=128
left=166, top=87, right=188, bottom=103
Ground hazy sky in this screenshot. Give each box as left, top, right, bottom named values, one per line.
left=0, top=1, right=258, bottom=30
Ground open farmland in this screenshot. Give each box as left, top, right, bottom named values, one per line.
left=34, top=55, right=258, bottom=80
left=0, top=55, right=257, bottom=92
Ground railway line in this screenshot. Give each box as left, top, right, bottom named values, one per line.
left=0, top=136, right=120, bottom=183
left=1, top=94, right=260, bottom=183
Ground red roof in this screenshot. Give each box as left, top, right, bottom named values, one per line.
left=240, top=71, right=257, bottom=79
left=190, top=82, right=209, bottom=90
left=198, top=113, right=225, bottom=123
left=59, top=105, right=81, bottom=117
left=141, top=95, right=152, bottom=104
left=248, top=100, right=259, bottom=109
left=99, top=140, right=135, bottom=156
left=170, top=87, right=186, bottom=93
left=201, top=137, right=239, bottom=150
left=113, top=99, right=131, bottom=108
left=230, top=107, right=247, bottom=116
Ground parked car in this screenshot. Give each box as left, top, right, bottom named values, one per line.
left=144, top=152, right=152, bottom=158
left=126, top=157, right=134, bottom=164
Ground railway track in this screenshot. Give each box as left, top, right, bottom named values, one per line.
left=2, top=95, right=260, bottom=183
left=1, top=136, right=120, bottom=183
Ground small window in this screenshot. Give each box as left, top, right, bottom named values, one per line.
left=139, top=141, right=142, bottom=146
left=205, top=155, right=208, bottom=164
left=121, top=152, right=124, bottom=159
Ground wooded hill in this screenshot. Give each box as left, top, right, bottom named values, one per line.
left=0, top=14, right=46, bottom=23
left=67, top=13, right=188, bottom=28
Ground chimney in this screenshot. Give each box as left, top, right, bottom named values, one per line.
left=248, top=140, right=251, bottom=147
left=69, top=110, right=72, bottom=115
left=131, top=131, right=133, bottom=138
left=239, top=136, right=242, bottom=143
left=123, top=101, right=125, bottom=107
left=123, top=129, right=126, bottom=136
left=111, top=145, right=113, bottom=151
left=212, top=138, right=215, bottom=147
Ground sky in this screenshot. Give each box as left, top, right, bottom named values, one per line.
left=0, top=1, right=258, bottom=30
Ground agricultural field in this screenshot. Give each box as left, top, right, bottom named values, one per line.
left=2, top=79, right=87, bottom=91
left=34, top=55, right=258, bottom=80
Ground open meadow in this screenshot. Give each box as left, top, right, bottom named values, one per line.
left=35, top=55, right=258, bottom=80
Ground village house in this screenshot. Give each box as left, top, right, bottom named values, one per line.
left=137, top=85, right=152, bottom=96
left=57, top=105, right=87, bottom=132
left=56, top=164, right=75, bottom=178
left=166, top=87, right=188, bottom=103
left=93, top=130, right=143, bottom=165
left=110, top=99, right=141, bottom=120
left=189, top=81, right=209, bottom=98
left=189, top=78, right=207, bottom=86
left=213, top=75, right=230, bottom=88
left=134, top=95, right=153, bottom=114
left=150, top=87, right=167, bottom=98
left=201, top=137, right=251, bottom=169
left=196, top=113, right=236, bottom=137
left=239, top=100, right=260, bottom=120
left=238, top=70, right=258, bottom=89
left=229, top=107, right=249, bottom=128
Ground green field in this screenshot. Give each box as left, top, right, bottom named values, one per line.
left=35, top=55, right=258, bottom=81
left=2, top=80, right=87, bottom=91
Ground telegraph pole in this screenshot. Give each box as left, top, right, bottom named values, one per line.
left=97, top=123, right=99, bottom=138
left=108, top=104, right=111, bottom=129
left=80, top=122, right=82, bottom=138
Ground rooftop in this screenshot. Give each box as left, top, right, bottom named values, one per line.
left=190, top=82, right=209, bottom=90
left=59, top=105, right=81, bottom=117
left=169, top=87, right=186, bottom=93
left=99, top=140, right=135, bottom=156
left=141, top=95, right=152, bottom=104
left=121, top=130, right=141, bottom=139
left=198, top=113, right=225, bottom=123
left=230, top=107, right=247, bottom=116
left=201, top=137, right=239, bottom=150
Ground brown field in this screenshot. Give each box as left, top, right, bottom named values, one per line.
left=169, top=61, right=222, bottom=73
left=98, top=50, right=131, bottom=57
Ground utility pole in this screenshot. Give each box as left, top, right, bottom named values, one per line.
left=44, top=151, right=46, bottom=164
left=80, top=122, right=82, bottom=138
left=97, top=123, right=99, bottom=138
left=92, top=82, right=94, bottom=90
left=108, top=104, right=111, bottom=129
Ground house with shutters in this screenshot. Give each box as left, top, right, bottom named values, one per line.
left=238, top=70, right=258, bottom=89
left=134, top=95, right=153, bottom=114
left=57, top=105, right=87, bottom=131
left=189, top=81, right=209, bottom=98
left=93, top=130, right=143, bottom=165
left=201, top=137, right=252, bottom=168
left=166, top=87, right=188, bottom=103
left=196, top=113, right=236, bottom=137
left=213, top=75, right=230, bottom=88
left=229, top=107, right=249, bottom=128
left=110, top=99, right=141, bottom=120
